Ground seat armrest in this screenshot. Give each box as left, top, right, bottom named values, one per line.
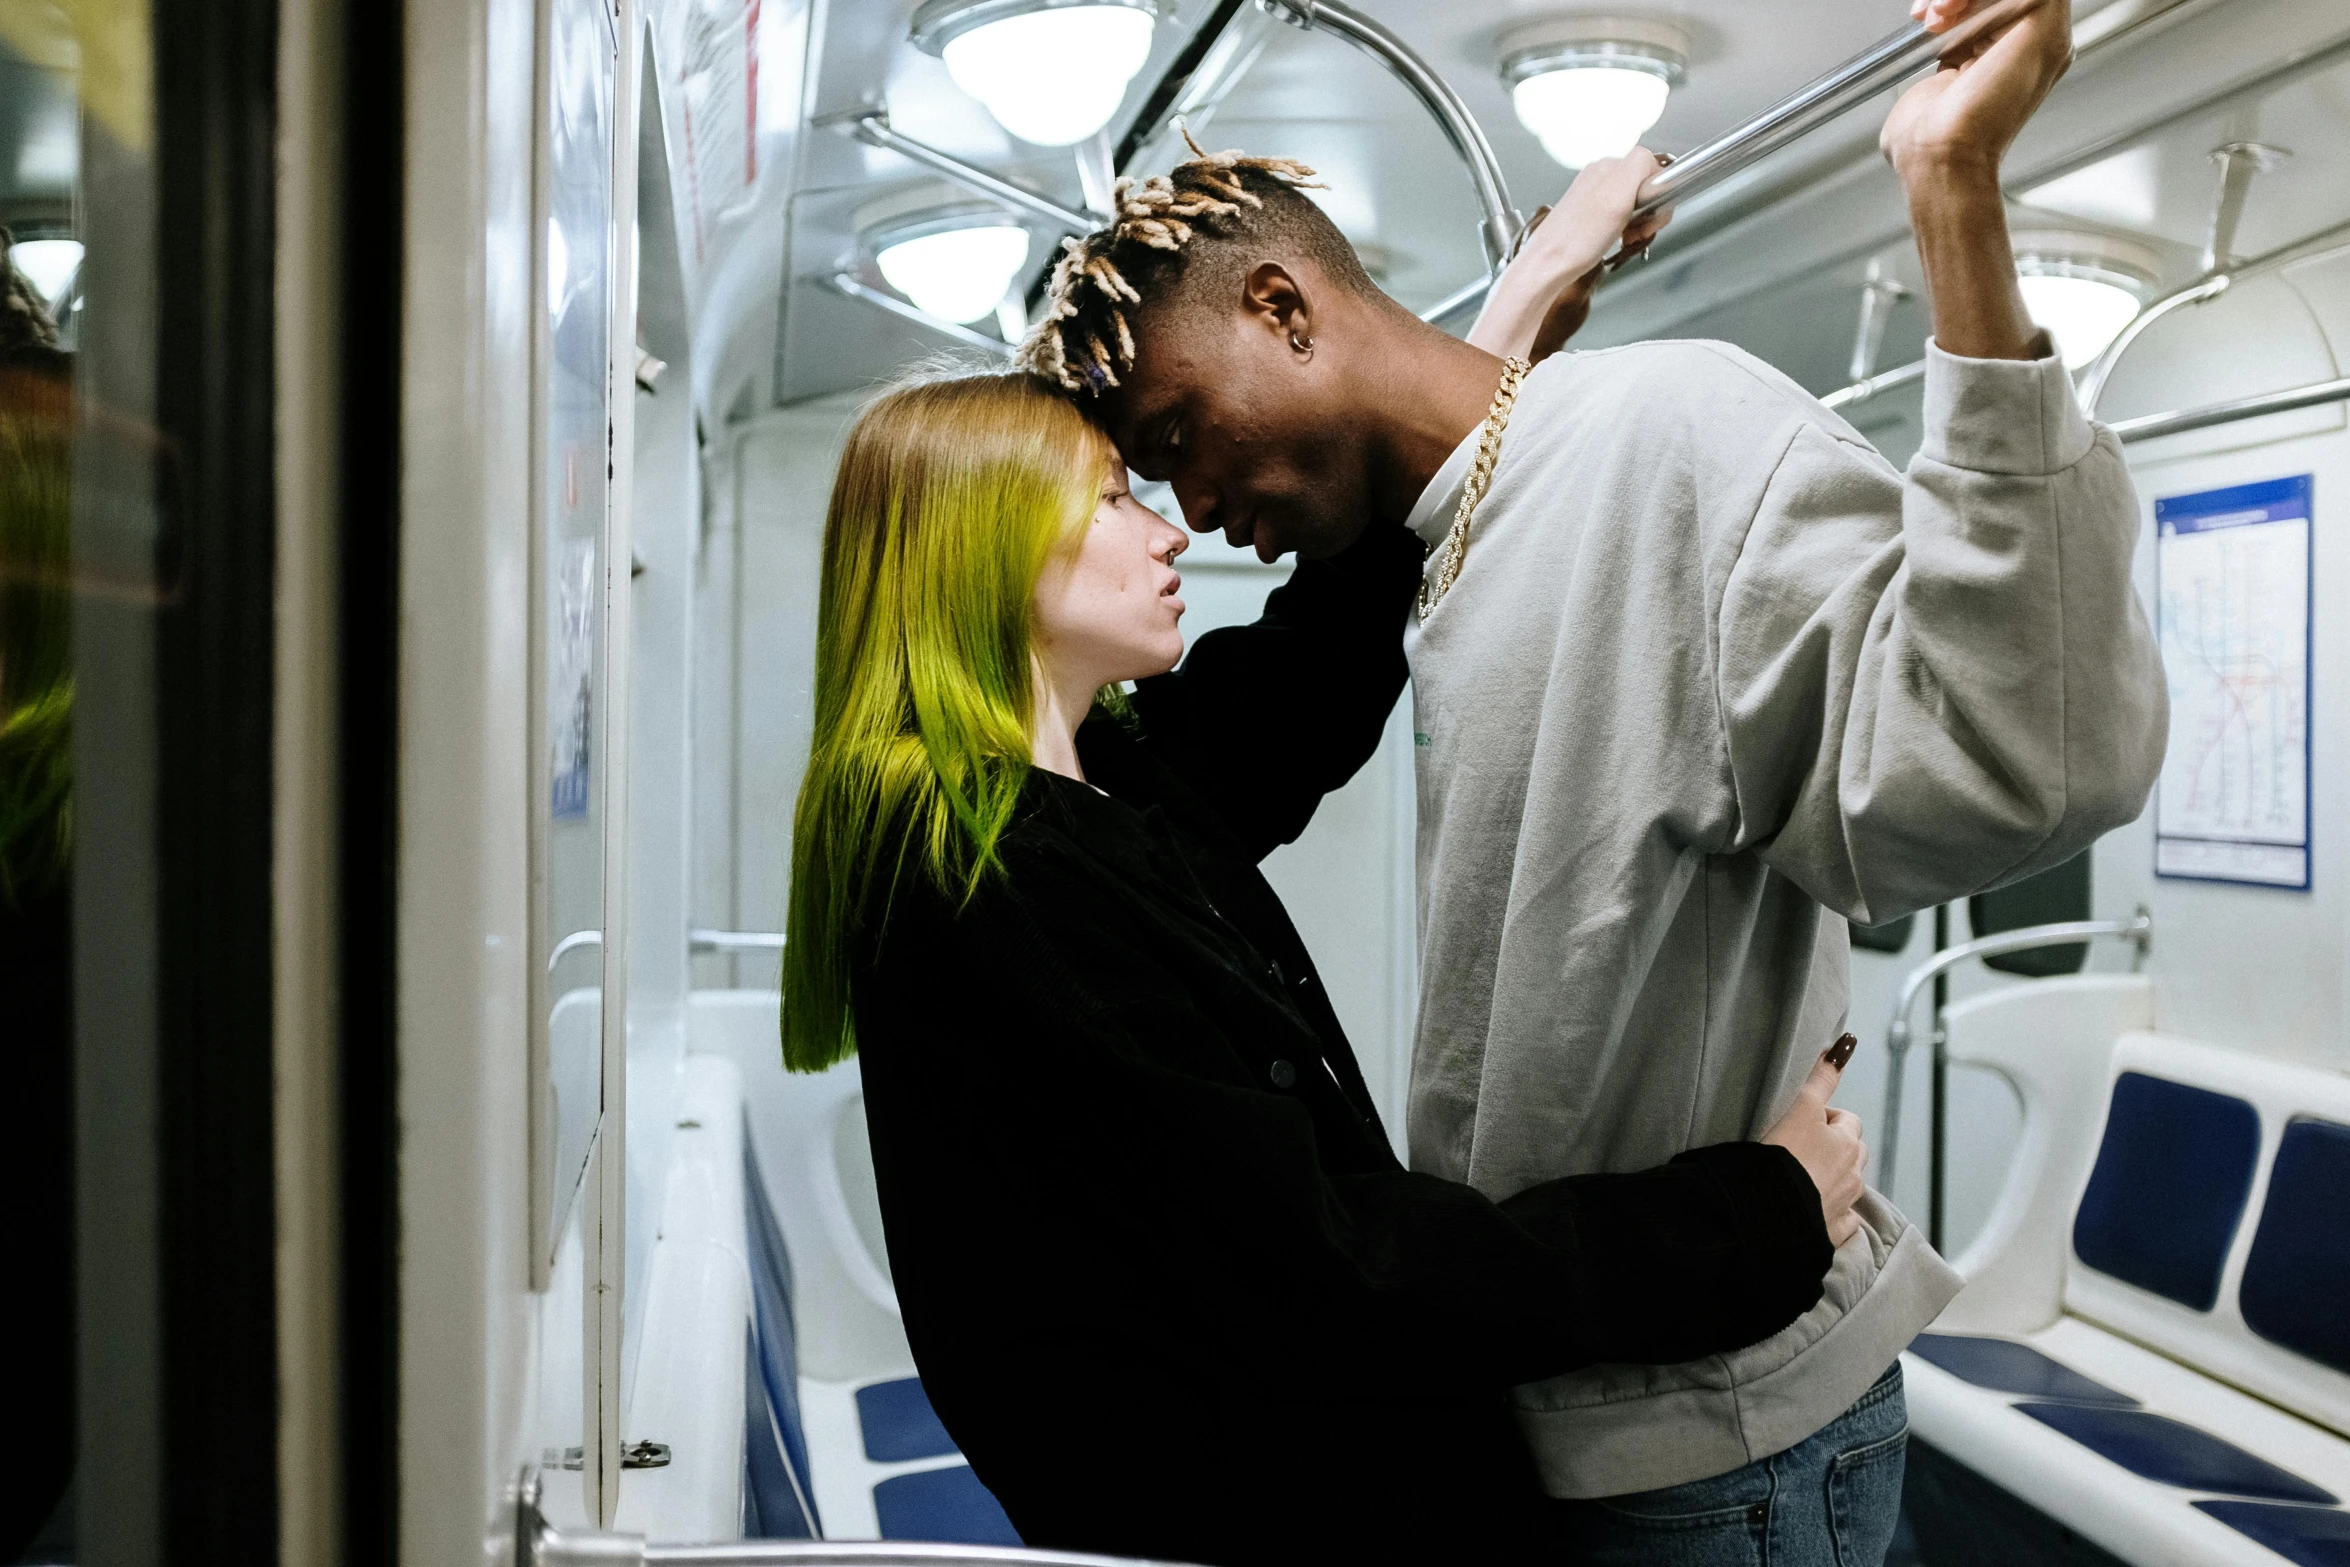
left=1934, top=976, right=2152, bottom=1335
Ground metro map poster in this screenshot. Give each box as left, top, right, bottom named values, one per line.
left=2154, top=475, right=2314, bottom=889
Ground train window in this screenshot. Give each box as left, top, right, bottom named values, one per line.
left=1, top=18, right=82, bottom=1562
left=5, top=0, right=282, bottom=1558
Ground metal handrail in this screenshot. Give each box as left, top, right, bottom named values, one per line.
left=2074, top=275, right=2230, bottom=412
left=1632, top=0, right=2039, bottom=222
left=1419, top=0, right=2042, bottom=325
left=647, top=1548, right=1194, bottom=1566
left=549, top=929, right=604, bottom=971
left=823, top=273, right=1017, bottom=359
left=2113, top=375, right=2350, bottom=444
left=1419, top=273, right=1494, bottom=326
left=830, top=111, right=1097, bottom=237
left=1877, top=910, right=2151, bottom=1234
left=1814, top=217, right=2350, bottom=418
left=1255, top=0, right=1523, bottom=272
left=1818, top=357, right=1925, bottom=411
left=516, top=1471, right=1200, bottom=1566
left=689, top=928, right=788, bottom=955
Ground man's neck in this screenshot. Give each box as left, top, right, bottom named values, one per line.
left=1351, top=317, right=1507, bottom=525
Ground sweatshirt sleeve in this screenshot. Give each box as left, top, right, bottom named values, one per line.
left=1127, top=521, right=1422, bottom=860
left=1715, top=340, right=2168, bottom=923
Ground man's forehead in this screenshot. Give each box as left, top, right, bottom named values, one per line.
left=1094, top=376, right=1175, bottom=452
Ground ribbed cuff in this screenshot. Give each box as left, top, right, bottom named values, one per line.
left=1919, top=335, right=2096, bottom=477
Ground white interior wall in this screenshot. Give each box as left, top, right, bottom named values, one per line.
left=396, top=0, right=549, bottom=1548
left=694, top=395, right=864, bottom=992
left=2098, top=253, right=2348, bottom=1066
left=689, top=422, right=743, bottom=991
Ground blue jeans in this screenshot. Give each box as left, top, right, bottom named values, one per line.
left=1552, top=1363, right=1909, bottom=1567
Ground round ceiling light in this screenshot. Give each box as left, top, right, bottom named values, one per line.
left=8, top=237, right=82, bottom=309
left=911, top=0, right=1161, bottom=147
left=1500, top=16, right=1688, bottom=171
left=871, top=212, right=1034, bottom=324
left=2012, top=231, right=2161, bottom=369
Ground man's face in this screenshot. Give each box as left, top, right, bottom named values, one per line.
left=1098, top=282, right=1380, bottom=563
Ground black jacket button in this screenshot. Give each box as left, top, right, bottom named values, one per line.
left=1269, top=1059, right=1297, bottom=1089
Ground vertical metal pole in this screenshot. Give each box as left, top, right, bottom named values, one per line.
left=1929, top=902, right=1950, bottom=1251
left=2199, top=142, right=2290, bottom=276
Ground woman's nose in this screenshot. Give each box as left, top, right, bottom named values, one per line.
left=1157, top=522, right=1188, bottom=561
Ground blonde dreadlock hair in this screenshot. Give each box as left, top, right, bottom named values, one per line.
left=1018, top=131, right=1373, bottom=395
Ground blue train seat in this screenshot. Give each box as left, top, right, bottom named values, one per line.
left=1898, top=978, right=2350, bottom=1567
left=2012, top=1404, right=2337, bottom=1504
left=874, top=1465, right=1024, bottom=1547
left=855, top=1377, right=961, bottom=1464
left=744, top=1137, right=821, bottom=1538
left=2069, top=1073, right=2260, bottom=1311
left=700, top=990, right=1022, bottom=1547
left=2238, top=1119, right=2350, bottom=1378
left=2193, top=1501, right=2350, bottom=1567
left=1907, top=1333, right=2137, bottom=1406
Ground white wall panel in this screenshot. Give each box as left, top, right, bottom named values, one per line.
left=718, top=396, right=862, bottom=990
left=2096, top=258, right=2350, bottom=1070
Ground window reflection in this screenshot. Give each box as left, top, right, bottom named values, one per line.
left=0, top=13, right=79, bottom=1562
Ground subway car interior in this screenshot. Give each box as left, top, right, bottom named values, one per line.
left=5, top=0, right=2350, bottom=1562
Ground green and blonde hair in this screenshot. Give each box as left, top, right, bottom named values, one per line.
left=781, top=370, right=1118, bottom=1071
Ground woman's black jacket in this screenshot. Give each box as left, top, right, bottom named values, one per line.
left=849, top=525, right=1833, bottom=1566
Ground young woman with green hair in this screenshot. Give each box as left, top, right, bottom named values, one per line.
left=781, top=172, right=1869, bottom=1566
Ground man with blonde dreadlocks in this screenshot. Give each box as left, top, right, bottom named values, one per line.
left=1024, top=0, right=2166, bottom=1560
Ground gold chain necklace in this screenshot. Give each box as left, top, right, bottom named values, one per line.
left=1416, top=355, right=1529, bottom=623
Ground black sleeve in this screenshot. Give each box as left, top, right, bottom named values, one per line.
left=868, top=852, right=1834, bottom=1400
left=1128, top=522, right=1423, bottom=860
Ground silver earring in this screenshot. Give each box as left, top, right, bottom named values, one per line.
left=1290, top=331, right=1314, bottom=357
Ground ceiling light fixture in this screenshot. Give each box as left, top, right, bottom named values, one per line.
left=911, top=0, right=1162, bottom=147
left=870, top=210, right=1035, bottom=325
left=1499, top=16, right=1688, bottom=171
left=8, top=237, right=82, bottom=309
left=2012, top=231, right=2160, bottom=369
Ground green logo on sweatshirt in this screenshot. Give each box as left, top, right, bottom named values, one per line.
left=1414, top=731, right=1432, bottom=747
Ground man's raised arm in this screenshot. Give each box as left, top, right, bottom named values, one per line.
left=1716, top=0, right=2168, bottom=922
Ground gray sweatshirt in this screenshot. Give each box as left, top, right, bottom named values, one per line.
left=1400, top=339, right=2166, bottom=1498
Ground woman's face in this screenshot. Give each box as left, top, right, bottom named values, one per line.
left=1033, top=459, right=1189, bottom=692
